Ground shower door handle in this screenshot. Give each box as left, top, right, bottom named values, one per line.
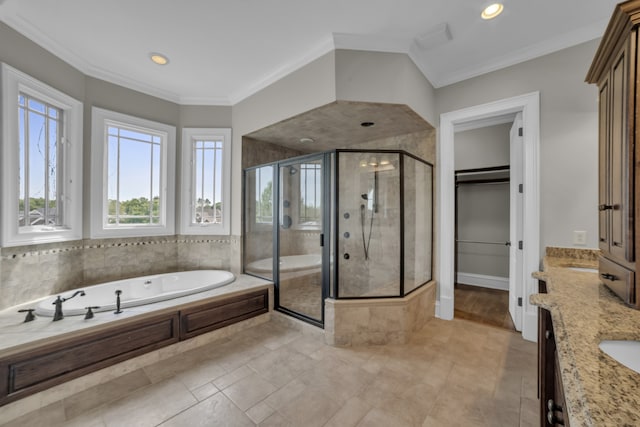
left=320, top=234, right=324, bottom=247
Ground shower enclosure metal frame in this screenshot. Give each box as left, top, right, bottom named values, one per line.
left=243, top=149, right=433, bottom=327
left=332, top=149, right=433, bottom=300
left=243, top=152, right=331, bottom=328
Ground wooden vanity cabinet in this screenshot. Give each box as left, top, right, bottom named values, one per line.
left=587, top=0, right=640, bottom=309
left=538, top=280, right=570, bottom=427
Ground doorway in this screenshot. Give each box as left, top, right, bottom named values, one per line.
left=453, top=124, right=514, bottom=331
left=438, top=92, right=540, bottom=342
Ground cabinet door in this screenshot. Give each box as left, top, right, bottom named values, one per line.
left=610, top=42, right=633, bottom=262
left=599, top=75, right=610, bottom=252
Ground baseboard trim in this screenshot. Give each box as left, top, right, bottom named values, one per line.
left=437, top=295, right=454, bottom=320
left=456, top=272, right=509, bottom=291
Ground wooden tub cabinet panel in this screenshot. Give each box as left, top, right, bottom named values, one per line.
left=180, top=289, right=269, bottom=340
left=0, top=312, right=179, bottom=407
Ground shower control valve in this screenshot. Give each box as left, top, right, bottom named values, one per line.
left=343, top=253, right=350, bottom=260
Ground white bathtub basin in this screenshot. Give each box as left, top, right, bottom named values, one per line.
left=599, top=340, right=640, bottom=374
left=35, top=270, right=235, bottom=317
left=246, top=254, right=322, bottom=274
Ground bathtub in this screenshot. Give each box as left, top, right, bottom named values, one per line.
left=246, top=254, right=322, bottom=274
left=35, top=270, right=235, bottom=317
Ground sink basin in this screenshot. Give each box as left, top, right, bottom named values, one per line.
left=569, top=267, right=598, bottom=273
left=599, top=340, right=640, bottom=374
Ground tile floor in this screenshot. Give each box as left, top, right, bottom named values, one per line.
left=1, top=317, right=539, bottom=427
left=454, top=284, right=516, bottom=331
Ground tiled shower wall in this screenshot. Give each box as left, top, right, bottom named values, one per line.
left=0, top=235, right=240, bottom=311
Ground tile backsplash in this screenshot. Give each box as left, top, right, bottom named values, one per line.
left=0, top=235, right=240, bottom=310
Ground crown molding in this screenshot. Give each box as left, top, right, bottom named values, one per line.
left=430, top=18, right=609, bottom=88
left=228, top=34, right=336, bottom=105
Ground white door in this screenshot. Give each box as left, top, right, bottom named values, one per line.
left=509, top=113, right=524, bottom=331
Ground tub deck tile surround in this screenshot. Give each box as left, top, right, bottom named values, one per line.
left=0, top=315, right=538, bottom=427
left=530, top=247, right=640, bottom=426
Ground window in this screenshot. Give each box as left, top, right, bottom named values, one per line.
left=90, top=107, right=175, bottom=238
left=1, top=63, right=83, bottom=247
left=255, top=167, right=273, bottom=224
left=298, top=163, right=322, bottom=226
left=180, top=128, right=231, bottom=235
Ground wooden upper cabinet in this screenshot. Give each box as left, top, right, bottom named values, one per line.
left=609, top=41, right=633, bottom=262
left=588, top=0, right=640, bottom=308
left=588, top=8, right=636, bottom=267
left=598, top=75, right=610, bottom=252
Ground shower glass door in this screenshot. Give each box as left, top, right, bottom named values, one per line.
left=337, top=151, right=401, bottom=297
left=277, top=155, right=325, bottom=324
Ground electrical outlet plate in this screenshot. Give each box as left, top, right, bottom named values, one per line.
left=573, top=230, right=587, bottom=245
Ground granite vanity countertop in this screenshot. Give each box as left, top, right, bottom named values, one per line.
left=531, top=256, right=640, bottom=427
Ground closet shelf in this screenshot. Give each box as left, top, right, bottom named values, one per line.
left=456, top=239, right=511, bottom=246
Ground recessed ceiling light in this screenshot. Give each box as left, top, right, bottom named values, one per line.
left=150, top=52, right=170, bottom=65
left=299, top=137, right=315, bottom=144
left=481, top=3, right=504, bottom=20
left=361, top=121, right=375, bottom=127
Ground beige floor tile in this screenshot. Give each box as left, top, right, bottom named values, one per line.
left=175, top=358, right=227, bottom=391
left=298, top=363, right=371, bottom=404
left=427, top=383, right=490, bottom=427
left=248, top=346, right=314, bottom=388
left=63, top=369, right=151, bottom=420
left=158, top=392, right=254, bottom=427
left=323, top=396, right=371, bottom=427
left=222, top=372, right=277, bottom=411
left=262, top=378, right=307, bottom=410
left=245, top=400, right=276, bottom=424
left=284, top=334, right=325, bottom=356
left=0, top=402, right=66, bottom=427
left=60, top=411, right=106, bottom=427
left=519, top=396, right=540, bottom=426
left=278, top=387, right=340, bottom=427
left=521, top=375, right=538, bottom=400
left=259, top=411, right=293, bottom=427
left=191, top=381, right=219, bottom=401
left=100, top=379, right=197, bottom=427
left=356, top=408, right=412, bottom=427
left=212, top=364, right=254, bottom=390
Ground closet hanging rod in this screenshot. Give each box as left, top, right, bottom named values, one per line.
left=456, top=239, right=511, bottom=246
left=456, top=179, right=510, bottom=186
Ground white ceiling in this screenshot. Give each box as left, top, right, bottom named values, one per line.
left=0, top=0, right=619, bottom=106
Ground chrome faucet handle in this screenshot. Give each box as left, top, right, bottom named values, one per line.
left=114, top=289, right=123, bottom=314
left=18, top=308, right=36, bottom=322
left=84, top=306, right=100, bottom=320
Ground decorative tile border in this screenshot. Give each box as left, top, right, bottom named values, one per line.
left=1, top=235, right=234, bottom=260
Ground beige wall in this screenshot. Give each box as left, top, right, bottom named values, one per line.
left=231, top=52, right=337, bottom=236
left=455, top=123, right=511, bottom=170
left=436, top=39, right=600, bottom=252
left=0, top=22, right=85, bottom=101
left=335, top=50, right=437, bottom=127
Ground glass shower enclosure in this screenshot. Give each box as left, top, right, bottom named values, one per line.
left=244, top=150, right=432, bottom=327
